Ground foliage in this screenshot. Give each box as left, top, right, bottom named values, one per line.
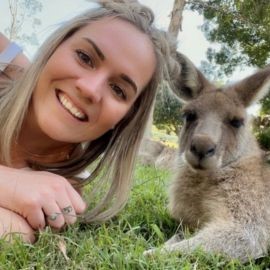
left=152, top=125, right=178, bottom=148
left=186, top=0, right=270, bottom=149
left=188, top=0, right=270, bottom=78
left=253, top=113, right=270, bottom=150
left=252, top=93, right=270, bottom=150
left=153, top=83, right=183, bottom=135
left=5, top=0, right=43, bottom=46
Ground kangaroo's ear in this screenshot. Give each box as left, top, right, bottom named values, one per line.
left=171, top=52, right=214, bottom=102
left=227, top=66, right=270, bottom=107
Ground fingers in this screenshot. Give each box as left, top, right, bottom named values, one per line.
left=66, top=183, right=87, bottom=215
left=43, top=202, right=65, bottom=229
left=30, top=183, right=86, bottom=230
left=60, top=206, right=76, bottom=227
left=38, top=176, right=86, bottom=229
left=43, top=196, right=78, bottom=229
left=25, top=208, right=46, bottom=230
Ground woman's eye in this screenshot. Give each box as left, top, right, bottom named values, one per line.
left=110, top=84, right=126, bottom=100
left=76, top=50, right=94, bottom=67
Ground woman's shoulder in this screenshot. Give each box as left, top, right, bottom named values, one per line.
left=0, top=33, right=30, bottom=74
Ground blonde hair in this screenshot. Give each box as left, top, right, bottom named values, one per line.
left=0, top=0, right=180, bottom=222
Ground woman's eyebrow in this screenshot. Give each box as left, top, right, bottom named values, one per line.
left=120, top=74, right=137, bottom=94
left=82, top=37, right=105, bottom=61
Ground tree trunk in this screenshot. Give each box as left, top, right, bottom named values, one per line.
left=168, top=0, right=186, bottom=38
left=141, top=0, right=186, bottom=148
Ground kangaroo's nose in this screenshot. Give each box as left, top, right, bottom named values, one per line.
left=190, top=135, right=216, bottom=160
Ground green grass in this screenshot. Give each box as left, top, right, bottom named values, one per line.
left=0, top=165, right=269, bottom=269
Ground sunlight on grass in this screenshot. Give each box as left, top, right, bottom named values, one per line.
left=152, top=125, right=178, bottom=148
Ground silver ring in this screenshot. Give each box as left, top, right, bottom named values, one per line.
left=47, top=212, right=60, bottom=221
left=62, top=205, right=73, bottom=215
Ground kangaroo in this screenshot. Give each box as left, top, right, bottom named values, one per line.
left=144, top=53, right=270, bottom=262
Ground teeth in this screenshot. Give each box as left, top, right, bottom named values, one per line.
left=58, top=93, right=86, bottom=120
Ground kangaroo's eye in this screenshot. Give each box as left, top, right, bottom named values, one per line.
left=230, top=118, right=244, bottom=128
left=183, top=111, right=197, bottom=122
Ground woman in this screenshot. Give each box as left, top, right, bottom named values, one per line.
left=0, top=0, right=179, bottom=243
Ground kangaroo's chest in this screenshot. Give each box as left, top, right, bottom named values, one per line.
left=170, top=166, right=270, bottom=229
left=169, top=172, right=225, bottom=228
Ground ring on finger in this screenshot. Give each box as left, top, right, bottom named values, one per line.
left=62, top=205, right=73, bottom=215
left=47, top=212, right=60, bottom=221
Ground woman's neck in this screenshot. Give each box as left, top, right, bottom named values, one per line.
left=10, top=106, right=81, bottom=167
left=11, top=140, right=77, bottom=168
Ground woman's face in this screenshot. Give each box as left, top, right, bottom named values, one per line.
left=29, top=17, right=156, bottom=145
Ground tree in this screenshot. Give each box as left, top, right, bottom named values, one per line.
left=188, top=0, right=270, bottom=77
left=5, top=0, right=43, bottom=46
left=185, top=0, right=270, bottom=149
left=168, top=0, right=186, bottom=38
left=152, top=0, right=185, bottom=135
left=153, top=83, right=182, bottom=134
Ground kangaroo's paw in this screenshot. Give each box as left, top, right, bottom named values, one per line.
left=165, top=233, right=184, bottom=246
left=144, top=233, right=184, bottom=256
left=143, top=247, right=158, bottom=256
left=143, top=244, right=177, bottom=257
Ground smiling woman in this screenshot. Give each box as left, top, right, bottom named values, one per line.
left=0, top=0, right=180, bottom=242
left=31, top=18, right=156, bottom=144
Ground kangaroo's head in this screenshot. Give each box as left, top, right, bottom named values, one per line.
left=171, top=52, right=270, bottom=171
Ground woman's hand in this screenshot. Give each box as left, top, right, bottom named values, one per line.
left=0, top=165, right=86, bottom=230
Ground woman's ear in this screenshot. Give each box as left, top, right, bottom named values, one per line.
left=170, top=52, right=214, bottom=103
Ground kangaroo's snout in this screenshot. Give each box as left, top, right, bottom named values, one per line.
left=190, top=135, right=216, bottom=160
left=184, top=134, right=219, bottom=170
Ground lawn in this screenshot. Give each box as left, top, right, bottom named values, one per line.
left=0, top=165, right=269, bottom=269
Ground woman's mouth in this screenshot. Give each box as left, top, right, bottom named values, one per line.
left=56, top=89, right=88, bottom=122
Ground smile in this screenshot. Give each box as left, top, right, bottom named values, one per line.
left=56, top=90, right=88, bottom=122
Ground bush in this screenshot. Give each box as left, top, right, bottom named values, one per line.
left=153, top=83, right=182, bottom=134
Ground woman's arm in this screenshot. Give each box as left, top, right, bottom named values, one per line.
left=0, top=207, right=35, bottom=243
left=0, top=33, right=30, bottom=69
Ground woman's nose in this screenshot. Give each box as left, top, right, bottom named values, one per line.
left=75, top=73, right=105, bottom=103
